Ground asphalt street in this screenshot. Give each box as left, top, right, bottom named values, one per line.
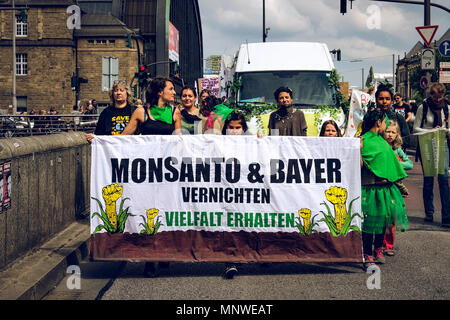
left=44, top=154, right=450, bottom=301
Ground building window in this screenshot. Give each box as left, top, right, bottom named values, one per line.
left=16, top=53, right=28, bottom=75
left=88, top=40, right=94, bottom=44
left=17, top=96, right=27, bottom=113
left=102, top=57, right=119, bottom=91
left=109, top=40, right=115, bottom=45
left=16, top=16, right=28, bottom=37
left=96, top=40, right=107, bottom=44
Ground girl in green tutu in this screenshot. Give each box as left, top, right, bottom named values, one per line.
left=360, top=85, right=408, bottom=268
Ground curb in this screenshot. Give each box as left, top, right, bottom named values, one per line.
left=0, top=220, right=90, bottom=300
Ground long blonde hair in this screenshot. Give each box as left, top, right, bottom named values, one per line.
left=384, top=120, right=403, bottom=149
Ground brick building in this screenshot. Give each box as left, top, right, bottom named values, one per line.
left=0, top=0, right=201, bottom=114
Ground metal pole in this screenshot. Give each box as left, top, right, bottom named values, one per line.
left=424, top=0, right=430, bottom=25
left=12, top=0, right=16, bottom=114
left=392, top=54, right=395, bottom=91
left=263, top=0, right=266, bottom=42
left=362, top=68, right=365, bottom=90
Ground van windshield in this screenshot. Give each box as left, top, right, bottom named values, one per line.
left=238, top=71, right=335, bottom=107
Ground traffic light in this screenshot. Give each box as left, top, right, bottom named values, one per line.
left=137, top=65, right=149, bottom=88
left=330, top=49, right=341, bottom=61
left=126, top=34, right=132, bottom=48
left=340, top=0, right=347, bottom=15
left=70, top=74, right=88, bottom=91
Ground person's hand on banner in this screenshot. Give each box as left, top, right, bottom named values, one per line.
left=86, top=133, right=94, bottom=144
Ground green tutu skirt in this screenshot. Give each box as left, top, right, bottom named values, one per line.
left=361, top=183, right=408, bottom=234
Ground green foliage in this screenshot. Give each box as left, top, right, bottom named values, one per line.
left=318, top=197, right=362, bottom=237
left=139, top=215, right=162, bottom=235
left=295, top=214, right=319, bottom=236
left=91, top=197, right=134, bottom=234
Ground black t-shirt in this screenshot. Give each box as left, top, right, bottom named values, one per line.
left=94, top=104, right=136, bottom=135
left=392, top=103, right=411, bottom=119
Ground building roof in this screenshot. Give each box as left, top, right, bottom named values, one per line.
left=436, top=28, right=450, bottom=44
left=74, top=13, right=140, bottom=38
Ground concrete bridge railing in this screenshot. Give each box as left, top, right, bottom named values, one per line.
left=0, top=132, right=91, bottom=271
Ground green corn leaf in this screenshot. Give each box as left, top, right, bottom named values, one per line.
left=91, top=197, right=114, bottom=231
left=93, top=224, right=108, bottom=234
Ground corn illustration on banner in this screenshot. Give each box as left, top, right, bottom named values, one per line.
left=90, top=135, right=363, bottom=263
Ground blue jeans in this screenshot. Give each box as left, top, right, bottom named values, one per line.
left=422, top=145, right=450, bottom=222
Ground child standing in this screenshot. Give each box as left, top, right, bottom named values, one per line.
left=222, top=112, right=248, bottom=279
left=360, top=85, right=409, bottom=269
left=382, top=120, right=413, bottom=256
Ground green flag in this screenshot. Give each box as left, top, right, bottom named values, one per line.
left=418, top=129, right=447, bottom=177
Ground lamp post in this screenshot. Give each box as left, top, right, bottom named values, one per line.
left=263, top=0, right=266, bottom=42
left=12, top=0, right=16, bottom=114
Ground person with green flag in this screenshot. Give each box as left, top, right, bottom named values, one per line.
left=360, top=85, right=408, bottom=269
left=413, top=83, right=450, bottom=228
left=121, top=77, right=181, bottom=277
left=122, top=77, right=181, bottom=136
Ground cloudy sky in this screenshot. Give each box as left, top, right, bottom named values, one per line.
left=198, top=0, right=449, bottom=89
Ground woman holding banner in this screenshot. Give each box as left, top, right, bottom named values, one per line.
left=121, top=77, right=181, bottom=136
left=121, top=77, right=181, bottom=277
left=85, top=80, right=137, bottom=142
left=413, top=83, right=450, bottom=228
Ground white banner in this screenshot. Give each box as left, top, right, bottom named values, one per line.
left=90, top=135, right=362, bottom=237
left=344, top=89, right=374, bottom=137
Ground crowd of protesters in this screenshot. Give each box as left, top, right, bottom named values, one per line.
left=85, top=77, right=450, bottom=278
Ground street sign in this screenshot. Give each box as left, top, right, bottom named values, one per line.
left=416, top=25, right=439, bottom=47
left=440, top=62, right=450, bottom=69
left=439, top=40, right=450, bottom=57
left=439, top=71, right=450, bottom=84
left=421, top=48, right=435, bottom=70
left=420, top=76, right=429, bottom=89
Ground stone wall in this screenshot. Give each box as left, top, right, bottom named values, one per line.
left=0, top=132, right=91, bottom=271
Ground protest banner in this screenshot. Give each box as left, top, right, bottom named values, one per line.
left=344, top=89, right=374, bottom=137
left=89, top=135, right=363, bottom=263
left=417, top=129, right=448, bottom=176
left=198, top=76, right=220, bottom=97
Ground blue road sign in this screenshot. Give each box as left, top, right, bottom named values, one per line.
left=439, top=40, right=450, bottom=57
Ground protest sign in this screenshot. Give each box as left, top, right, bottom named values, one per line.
left=418, top=129, right=448, bottom=176
left=90, top=135, right=363, bottom=263
left=198, top=76, right=220, bottom=97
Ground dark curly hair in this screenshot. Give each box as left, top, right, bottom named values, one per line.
left=145, top=77, right=173, bottom=106
left=200, top=95, right=221, bottom=116
left=222, top=111, right=248, bottom=135
left=361, top=102, right=385, bottom=135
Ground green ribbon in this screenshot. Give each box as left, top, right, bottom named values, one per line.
left=150, top=105, right=172, bottom=124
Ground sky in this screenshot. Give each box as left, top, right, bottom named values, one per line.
left=198, top=0, right=450, bottom=90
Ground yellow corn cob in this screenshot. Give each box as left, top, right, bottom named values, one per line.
left=325, top=186, right=348, bottom=232
left=298, top=208, right=312, bottom=232
left=102, top=184, right=123, bottom=230
left=146, top=208, right=159, bottom=233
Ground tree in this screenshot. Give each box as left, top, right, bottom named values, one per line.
left=365, top=66, right=374, bottom=89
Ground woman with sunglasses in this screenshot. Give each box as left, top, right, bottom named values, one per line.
left=86, top=80, right=137, bottom=142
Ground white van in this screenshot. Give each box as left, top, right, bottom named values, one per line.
left=234, top=42, right=345, bottom=136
